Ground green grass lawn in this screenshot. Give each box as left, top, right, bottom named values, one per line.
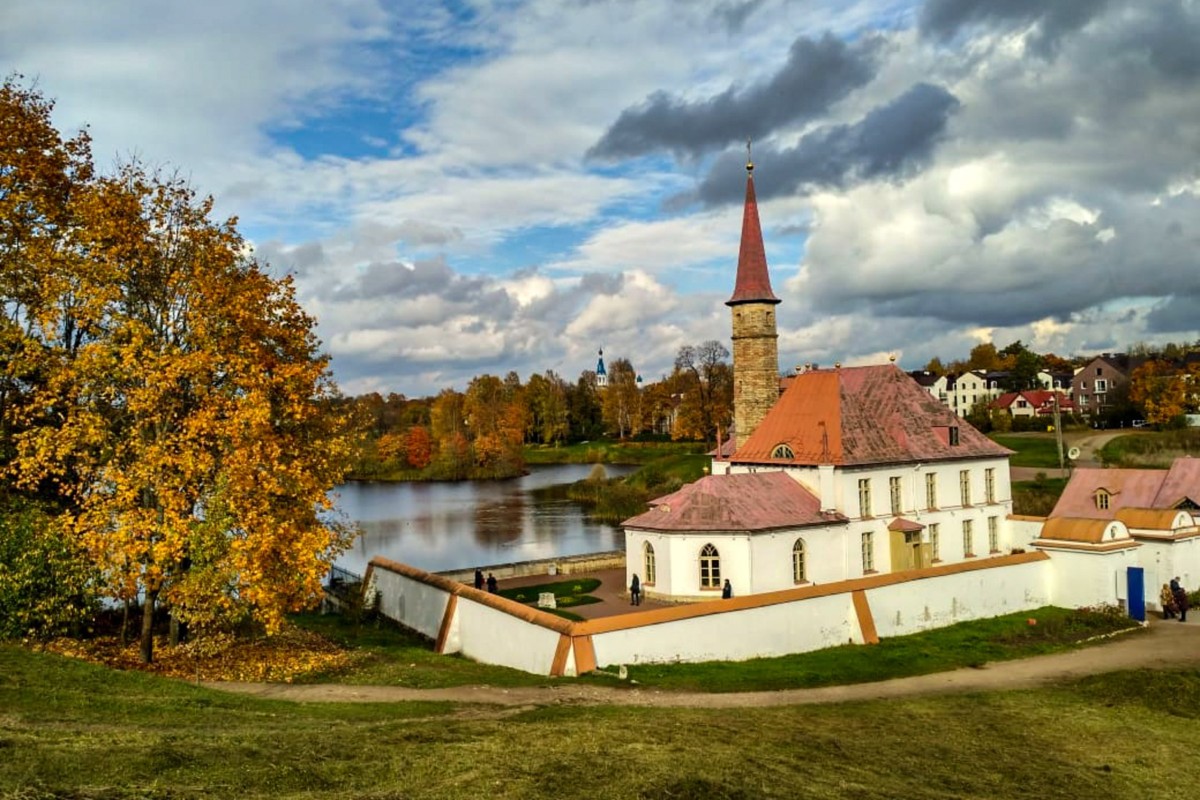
left=990, top=434, right=1065, bottom=468
left=1012, top=476, right=1070, bottom=515
left=288, top=614, right=554, bottom=688
left=523, top=439, right=707, bottom=465
left=289, top=606, right=1130, bottom=693
left=593, top=607, right=1138, bottom=693
left=2, top=642, right=1198, bottom=799
left=1099, top=428, right=1200, bottom=468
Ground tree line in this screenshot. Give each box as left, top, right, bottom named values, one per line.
left=346, top=341, right=734, bottom=480
left=926, top=339, right=1200, bottom=429
left=0, top=78, right=357, bottom=661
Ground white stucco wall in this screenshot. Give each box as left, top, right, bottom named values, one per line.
left=748, top=525, right=848, bottom=591
left=1041, top=547, right=1140, bottom=609
left=867, top=558, right=1051, bottom=636
left=1009, top=517, right=1045, bottom=549
left=1134, top=535, right=1200, bottom=605
left=454, top=599, right=572, bottom=676
left=370, top=567, right=451, bottom=641
left=590, top=593, right=858, bottom=666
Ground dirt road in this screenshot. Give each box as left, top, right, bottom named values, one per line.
left=208, top=617, right=1200, bottom=708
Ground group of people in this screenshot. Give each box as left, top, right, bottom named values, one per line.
left=1160, top=577, right=1191, bottom=621
left=474, top=568, right=498, bottom=594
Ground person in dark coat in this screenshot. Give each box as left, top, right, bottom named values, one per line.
left=1171, top=577, right=1189, bottom=622
left=474, top=568, right=484, bottom=590
left=630, top=574, right=641, bottom=606
left=722, top=579, right=732, bottom=599
left=486, top=573, right=498, bottom=594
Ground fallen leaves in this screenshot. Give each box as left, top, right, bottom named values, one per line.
left=34, top=624, right=356, bottom=683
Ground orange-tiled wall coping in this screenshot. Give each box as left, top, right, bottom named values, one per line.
left=368, top=551, right=1049, bottom=641
left=573, top=550, right=1051, bottom=636
left=1008, top=514, right=1048, bottom=522
left=366, top=556, right=575, bottom=635
left=1029, top=539, right=1141, bottom=553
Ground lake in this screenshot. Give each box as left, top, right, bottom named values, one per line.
left=332, top=463, right=638, bottom=576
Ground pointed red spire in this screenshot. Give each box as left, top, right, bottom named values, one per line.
left=726, top=160, right=780, bottom=306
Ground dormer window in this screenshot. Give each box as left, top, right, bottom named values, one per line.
left=949, top=427, right=960, bottom=446
left=1095, top=490, right=1110, bottom=510
left=771, top=443, right=794, bottom=459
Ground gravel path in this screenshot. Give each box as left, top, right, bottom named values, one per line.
left=207, top=617, right=1200, bottom=708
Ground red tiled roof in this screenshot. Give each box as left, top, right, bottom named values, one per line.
left=1050, top=459, right=1200, bottom=519
left=731, top=364, right=1011, bottom=466
left=990, top=390, right=1077, bottom=413
left=888, top=517, right=925, bottom=532
left=622, top=471, right=845, bottom=532
left=1154, top=457, right=1200, bottom=508
left=726, top=170, right=779, bottom=306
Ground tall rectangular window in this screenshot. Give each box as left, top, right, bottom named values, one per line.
left=889, top=476, right=902, bottom=515
left=962, top=519, right=974, bottom=557
left=985, top=468, right=996, bottom=504
left=988, top=516, right=999, bottom=552
left=861, top=531, right=874, bottom=572
left=959, top=470, right=971, bottom=507
left=929, top=523, right=940, bottom=561
left=858, top=479, right=872, bottom=518
left=925, top=472, right=938, bottom=509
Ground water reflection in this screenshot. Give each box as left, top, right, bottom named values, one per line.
left=333, top=464, right=636, bottom=575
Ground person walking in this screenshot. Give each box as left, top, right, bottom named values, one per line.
left=630, top=574, right=641, bottom=606
left=486, top=573, right=498, bottom=594
left=474, top=568, right=484, bottom=591
left=1160, top=583, right=1178, bottom=619
left=722, top=579, right=732, bottom=599
left=1171, top=577, right=1189, bottom=622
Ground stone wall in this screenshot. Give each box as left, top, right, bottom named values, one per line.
left=731, top=302, right=779, bottom=447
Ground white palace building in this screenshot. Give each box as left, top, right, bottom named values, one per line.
left=363, top=159, right=1200, bottom=676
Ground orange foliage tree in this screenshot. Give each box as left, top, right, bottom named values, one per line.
left=3, top=86, right=357, bottom=662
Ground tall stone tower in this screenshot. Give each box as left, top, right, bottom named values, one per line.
left=726, top=155, right=780, bottom=450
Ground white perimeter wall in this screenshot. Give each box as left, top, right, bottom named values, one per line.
left=454, top=600, right=569, bottom=676
left=592, top=593, right=858, bottom=666
left=1041, top=547, right=1140, bottom=609
left=868, top=558, right=1050, bottom=637
left=367, top=560, right=576, bottom=676
left=371, top=567, right=450, bottom=641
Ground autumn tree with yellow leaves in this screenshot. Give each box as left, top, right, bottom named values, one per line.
left=1, top=79, right=357, bottom=662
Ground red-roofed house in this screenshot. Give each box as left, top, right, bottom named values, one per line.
left=990, top=390, right=1077, bottom=418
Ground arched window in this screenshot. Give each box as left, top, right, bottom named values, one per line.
left=771, top=443, right=795, bottom=459
left=792, top=539, right=807, bottom=583
left=643, top=542, right=656, bottom=585
left=699, top=543, right=721, bottom=588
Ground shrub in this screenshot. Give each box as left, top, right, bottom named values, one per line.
left=0, top=500, right=100, bottom=639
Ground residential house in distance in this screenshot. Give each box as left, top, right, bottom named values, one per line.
left=945, top=370, right=1008, bottom=418
left=1071, top=353, right=1145, bottom=415
left=1038, top=369, right=1074, bottom=392
left=990, top=389, right=1078, bottom=420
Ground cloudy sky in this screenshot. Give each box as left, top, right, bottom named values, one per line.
left=5, top=0, right=1199, bottom=396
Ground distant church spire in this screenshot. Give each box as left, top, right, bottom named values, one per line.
left=595, top=347, right=608, bottom=388
left=727, top=152, right=781, bottom=450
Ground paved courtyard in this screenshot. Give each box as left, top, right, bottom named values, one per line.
left=492, top=567, right=682, bottom=620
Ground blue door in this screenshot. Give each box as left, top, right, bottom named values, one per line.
left=1126, top=566, right=1145, bottom=622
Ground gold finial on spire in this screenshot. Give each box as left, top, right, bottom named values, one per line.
left=746, top=138, right=754, bottom=173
